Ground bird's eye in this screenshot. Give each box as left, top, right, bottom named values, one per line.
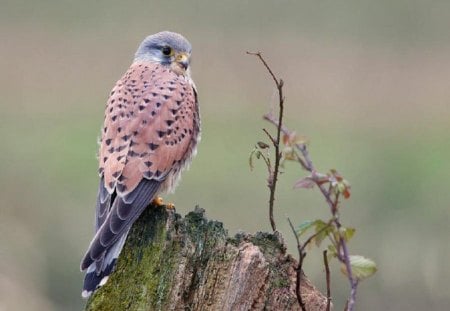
left=161, top=46, right=172, bottom=56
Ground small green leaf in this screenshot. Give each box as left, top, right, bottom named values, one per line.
left=341, top=255, right=377, bottom=280
left=327, top=244, right=337, bottom=258
left=314, top=219, right=329, bottom=230
left=296, top=220, right=316, bottom=236
left=336, top=182, right=346, bottom=194
left=340, top=227, right=356, bottom=242
left=314, top=220, right=331, bottom=247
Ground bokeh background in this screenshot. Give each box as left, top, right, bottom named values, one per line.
left=1, top=1, right=449, bottom=310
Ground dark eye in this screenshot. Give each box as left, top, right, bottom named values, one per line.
left=161, top=46, right=172, bottom=56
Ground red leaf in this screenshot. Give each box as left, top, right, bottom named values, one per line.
left=343, top=188, right=351, bottom=199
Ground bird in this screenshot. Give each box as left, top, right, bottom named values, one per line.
left=80, top=31, right=200, bottom=298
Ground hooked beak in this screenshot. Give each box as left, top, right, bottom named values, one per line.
left=175, top=52, right=189, bottom=70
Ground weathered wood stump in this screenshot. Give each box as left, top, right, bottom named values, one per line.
left=85, top=206, right=328, bottom=311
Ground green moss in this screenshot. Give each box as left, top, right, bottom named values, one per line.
left=85, top=206, right=234, bottom=311
left=272, top=275, right=290, bottom=288
left=85, top=206, right=179, bottom=311
left=228, top=231, right=285, bottom=257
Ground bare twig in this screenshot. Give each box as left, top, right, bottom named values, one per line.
left=246, top=51, right=281, bottom=87
left=264, top=113, right=358, bottom=311
left=247, top=51, right=285, bottom=232
left=262, top=128, right=277, bottom=146
left=288, top=217, right=307, bottom=311
left=288, top=217, right=333, bottom=311
left=323, top=250, right=331, bottom=311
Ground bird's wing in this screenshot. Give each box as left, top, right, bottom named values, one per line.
left=81, top=177, right=160, bottom=271
left=81, top=61, right=198, bottom=271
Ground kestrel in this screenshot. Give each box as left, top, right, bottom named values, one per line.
left=80, top=31, right=200, bottom=298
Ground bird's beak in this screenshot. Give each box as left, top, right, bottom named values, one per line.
left=175, top=52, right=189, bottom=70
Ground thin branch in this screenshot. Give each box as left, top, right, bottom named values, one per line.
left=294, top=152, right=309, bottom=171
left=259, top=152, right=272, bottom=176
left=287, top=217, right=333, bottom=311
left=248, top=52, right=285, bottom=232
left=246, top=51, right=281, bottom=87
left=262, top=128, right=277, bottom=146
left=287, top=217, right=306, bottom=311
left=323, top=250, right=331, bottom=311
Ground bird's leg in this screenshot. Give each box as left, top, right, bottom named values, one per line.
left=152, top=197, right=175, bottom=209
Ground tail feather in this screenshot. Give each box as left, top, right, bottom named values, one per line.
left=80, top=178, right=161, bottom=298
left=81, top=230, right=128, bottom=298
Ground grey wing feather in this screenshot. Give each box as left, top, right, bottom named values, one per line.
left=95, top=177, right=111, bottom=230
left=81, top=178, right=161, bottom=270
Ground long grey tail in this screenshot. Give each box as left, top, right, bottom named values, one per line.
left=80, top=178, right=161, bottom=298
left=81, top=230, right=128, bottom=298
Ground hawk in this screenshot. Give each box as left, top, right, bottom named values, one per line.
left=80, top=31, right=200, bottom=298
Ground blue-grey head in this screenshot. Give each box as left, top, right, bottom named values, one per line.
left=134, top=31, right=192, bottom=75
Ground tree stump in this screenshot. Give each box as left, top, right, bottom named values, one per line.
left=84, top=206, right=329, bottom=311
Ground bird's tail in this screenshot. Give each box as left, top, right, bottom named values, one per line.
left=81, top=230, right=129, bottom=298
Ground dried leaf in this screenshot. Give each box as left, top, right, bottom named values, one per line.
left=257, top=141, right=270, bottom=149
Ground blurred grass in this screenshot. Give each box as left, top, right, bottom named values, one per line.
left=1, top=0, right=450, bottom=310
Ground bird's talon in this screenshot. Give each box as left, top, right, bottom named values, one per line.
left=152, top=197, right=164, bottom=206
left=166, top=203, right=175, bottom=209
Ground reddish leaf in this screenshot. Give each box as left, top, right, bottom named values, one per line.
left=343, top=188, right=351, bottom=199
left=293, top=176, right=315, bottom=189
left=313, top=172, right=331, bottom=186
left=282, top=133, right=290, bottom=145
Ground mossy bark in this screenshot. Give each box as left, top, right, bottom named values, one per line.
left=85, top=206, right=329, bottom=311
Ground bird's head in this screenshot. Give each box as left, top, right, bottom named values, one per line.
left=134, top=31, right=192, bottom=76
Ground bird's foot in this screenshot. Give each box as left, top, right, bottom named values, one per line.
left=152, top=196, right=164, bottom=206
left=152, top=197, right=175, bottom=209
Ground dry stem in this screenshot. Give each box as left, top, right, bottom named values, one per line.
left=323, top=250, right=331, bottom=311
left=247, top=51, right=284, bottom=232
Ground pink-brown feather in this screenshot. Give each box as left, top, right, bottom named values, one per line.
left=99, top=61, right=199, bottom=196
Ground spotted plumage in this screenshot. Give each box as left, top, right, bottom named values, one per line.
left=80, top=31, right=200, bottom=298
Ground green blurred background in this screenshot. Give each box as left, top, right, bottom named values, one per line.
left=1, top=0, right=449, bottom=310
